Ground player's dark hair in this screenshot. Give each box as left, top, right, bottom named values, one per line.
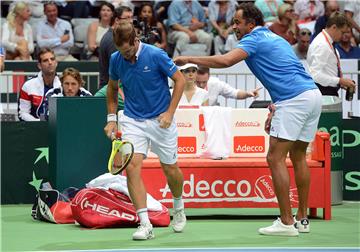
left=236, top=3, right=264, bottom=26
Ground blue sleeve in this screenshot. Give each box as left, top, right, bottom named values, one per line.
left=167, top=2, right=181, bottom=27
left=195, top=1, right=206, bottom=23
left=236, top=33, right=257, bottom=57
left=156, top=49, right=177, bottom=78
left=109, top=52, right=120, bottom=81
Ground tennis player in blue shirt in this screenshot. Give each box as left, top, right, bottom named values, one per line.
left=104, top=21, right=186, bottom=240
left=175, top=3, right=321, bottom=237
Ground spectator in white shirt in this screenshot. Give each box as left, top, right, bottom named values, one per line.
left=36, top=2, right=77, bottom=61
left=2, top=2, right=34, bottom=60
left=196, top=67, right=261, bottom=106
left=307, top=12, right=356, bottom=97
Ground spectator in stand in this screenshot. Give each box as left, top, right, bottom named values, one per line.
left=177, top=63, right=209, bottom=106
left=18, top=48, right=61, bottom=121
left=208, top=0, right=238, bottom=55
left=98, top=5, right=133, bottom=87
left=0, top=46, right=5, bottom=72
left=44, top=67, right=92, bottom=120
left=312, top=0, right=339, bottom=41
left=167, top=0, right=213, bottom=56
left=37, top=2, right=76, bottom=61
left=294, top=0, right=324, bottom=24
left=2, top=2, right=34, bottom=60
left=137, top=3, right=167, bottom=50
left=255, top=0, right=283, bottom=25
left=269, top=3, right=299, bottom=45
left=344, top=1, right=360, bottom=45
left=87, top=2, right=114, bottom=60
left=55, top=0, right=90, bottom=19
left=196, top=67, right=261, bottom=106
left=292, top=28, right=311, bottom=60
left=335, top=26, right=360, bottom=59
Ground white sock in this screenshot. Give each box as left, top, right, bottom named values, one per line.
left=136, top=208, right=150, bottom=225
left=173, top=196, right=184, bottom=210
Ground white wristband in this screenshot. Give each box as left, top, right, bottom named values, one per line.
left=107, top=113, right=117, bottom=122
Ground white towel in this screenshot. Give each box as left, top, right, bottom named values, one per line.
left=200, top=106, right=232, bottom=159
left=86, top=173, right=162, bottom=212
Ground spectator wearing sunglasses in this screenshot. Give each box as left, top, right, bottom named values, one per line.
left=312, top=0, right=339, bottom=41
left=292, top=28, right=311, bottom=59
left=177, top=63, right=209, bottom=106
left=269, top=4, right=299, bottom=45
left=334, top=26, right=360, bottom=59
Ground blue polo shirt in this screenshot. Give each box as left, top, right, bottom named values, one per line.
left=236, top=27, right=317, bottom=103
left=109, top=43, right=177, bottom=119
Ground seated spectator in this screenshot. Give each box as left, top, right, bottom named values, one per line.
left=344, top=0, right=360, bottom=45
left=335, top=26, right=360, bottom=59
left=255, top=0, right=284, bottom=25
left=294, top=0, right=324, bottom=24
left=312, top=0, right=339, bottom=41
left=95, top=82, right=124, bottom=111
left=269, top=3, right=299, bottom=45
left=292, top=28, right=311, bottom=60
left=87, top=2, right=114, bottom=60
left=37, top=2, right=77, bottom=61
left=18, top=48, right=61, bottom=121
left=136, top=3, right=167, bottom=50
left=167, top=0, right=213, bottom=56
left=44, top=67, right=92, bottom=120
left=196, top=67, right=260, bottom=106
left=208, top=0, right=237, bottom=55
left=177, top=63, right=209, bottom=106
left=2, top=2, right=34, bottom=60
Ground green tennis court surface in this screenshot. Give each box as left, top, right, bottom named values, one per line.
left=1, top=202, right=359, bottom=251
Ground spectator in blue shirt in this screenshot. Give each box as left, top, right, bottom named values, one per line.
left=167, top=0, right=213, bottom=56
left=175, top=2, right=322, bottom=237
left=335, top=26, right=360, bottom=59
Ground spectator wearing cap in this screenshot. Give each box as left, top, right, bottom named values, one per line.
left=292, top=28, right=311, bottom=59
left=177, top=63, right=209, bottom=106
left=335, top=26, right=360, bottom=59
left=269, top=3, right=299, bottom=45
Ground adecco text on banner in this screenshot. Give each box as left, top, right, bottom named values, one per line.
left=178, top=136, right=197, bottom=154
left=234, top=136, right=265, bottom=153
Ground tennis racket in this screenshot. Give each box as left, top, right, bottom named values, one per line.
left=108, top=131, right=134, bottom=175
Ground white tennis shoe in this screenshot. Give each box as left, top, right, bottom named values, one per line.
left=258, top=218, right=299, bottom=236
left=294, top=217, right=310, bottom=233
left=132, top=223, right=155, bottom=240
left=172, top=208, right=186, bottom=232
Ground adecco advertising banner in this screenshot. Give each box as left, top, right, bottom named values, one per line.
left=142, top=167, right=326, bottom=208
left=174, top=108, right=269, bottom=158
left=231, top=109, right=269, bottom=157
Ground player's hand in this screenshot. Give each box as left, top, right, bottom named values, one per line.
left=104, top=121, right=118, bottom=140
left=248, top=87, right=262, bottom=98
left=174, top=56, right=189, bottom=66
left=157, top=111, right=173, bottom=129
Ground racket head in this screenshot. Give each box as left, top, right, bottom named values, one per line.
left=108, top=139, right=134, bottom=175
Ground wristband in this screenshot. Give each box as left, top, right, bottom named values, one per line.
left=107, top=113, right=117, bottom=122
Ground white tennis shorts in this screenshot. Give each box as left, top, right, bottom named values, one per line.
left=270, top=89, right=322, bottom=142
left=118, top=113, right=178, bottom=164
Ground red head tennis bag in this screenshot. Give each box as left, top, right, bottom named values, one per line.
left=70, top=188, right=170, bottom=228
